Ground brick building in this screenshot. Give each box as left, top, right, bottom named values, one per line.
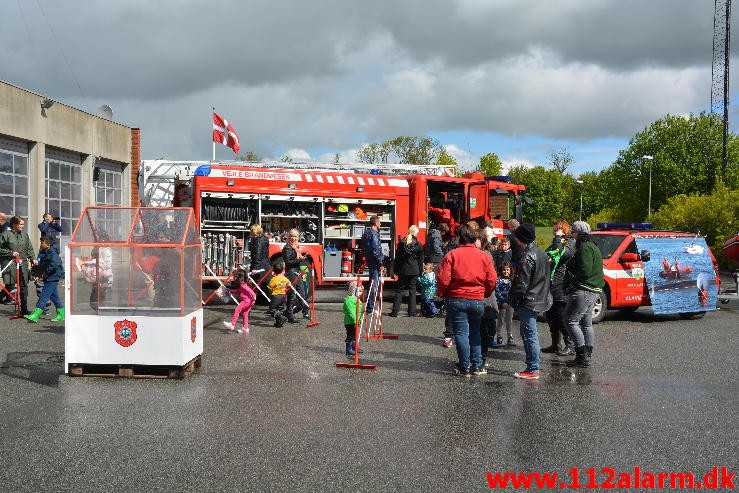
left=0, top=79, right=140, bottom=248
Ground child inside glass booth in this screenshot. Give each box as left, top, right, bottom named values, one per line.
left=74, top=242, right=114, bottom=310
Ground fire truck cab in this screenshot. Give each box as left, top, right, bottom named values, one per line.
left=139, top=160, right=526, bottom=287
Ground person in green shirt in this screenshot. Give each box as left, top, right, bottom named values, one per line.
left=0, top=216, right=37, bottom=315
left=343, top=281, right=363, bottom=356
left=563, top=221, right=605, bottom=368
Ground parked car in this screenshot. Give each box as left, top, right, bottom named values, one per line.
left=587, top=223, right=721, bottom=323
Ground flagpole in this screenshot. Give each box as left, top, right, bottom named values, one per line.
left=211, top=107, right=216, bottom=162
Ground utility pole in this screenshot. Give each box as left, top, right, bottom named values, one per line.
left=711, top=0, right=731, bottom=183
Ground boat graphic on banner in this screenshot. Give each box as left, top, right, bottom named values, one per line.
left=633, top=237, right=718, bottom=315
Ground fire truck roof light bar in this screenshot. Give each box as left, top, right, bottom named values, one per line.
left=597, top=222, right=653, bottom=230
left=189, top=160, right=454, bottom=177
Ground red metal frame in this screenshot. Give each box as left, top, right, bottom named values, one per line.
left=336, top=275, right=377, bottom=370
left=366, top=276, right=397, bottom=340
left=306, top=268, right=320, bottom=327
left=6, top=260, right=22, bottom=320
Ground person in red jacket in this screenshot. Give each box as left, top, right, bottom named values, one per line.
left=428, top=199, right=459, bottom=236
left=436, top=224, right=496, bottom=377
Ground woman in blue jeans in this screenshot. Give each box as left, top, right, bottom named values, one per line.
left=436, top=225, right=496, bottom=377
left=563, top=221, right=605, bottom=368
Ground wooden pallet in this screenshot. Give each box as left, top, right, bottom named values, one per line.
left=68, top=355, right=202, bottom=379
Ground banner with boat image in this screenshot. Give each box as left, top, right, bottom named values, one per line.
left=633, top=236, right=717, bottom=314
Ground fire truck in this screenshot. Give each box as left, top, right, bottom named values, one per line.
left=139, top=160, right=527, bottom=286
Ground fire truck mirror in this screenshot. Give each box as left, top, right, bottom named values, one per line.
left=619, top=252, right=640, bottom=263
left=639, top=250, right=651, bottom=262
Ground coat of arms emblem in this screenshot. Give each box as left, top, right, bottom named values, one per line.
left=114, top=319, right=138, bottom=347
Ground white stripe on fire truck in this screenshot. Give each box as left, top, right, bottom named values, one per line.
left=337, top=176, right=345, bottom=184
left=347, top=177, right=355, bottom=184
left=327, top=176, right=335, bottom=183
left=305, top=174, right=313, bottom=182
left=316, top=175, right=324, bottom=183
left=377, top=178, right=385, bottom=186
left=357, top=177, right=365, bottom=185
left=367, top=177, right=375, bottom=185
left=603, top=269, right=635, bottom=279
left=387, top=178, right=409, bottom=188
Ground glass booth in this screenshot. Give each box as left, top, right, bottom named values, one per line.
left=64, top=207, right=203, bottom=372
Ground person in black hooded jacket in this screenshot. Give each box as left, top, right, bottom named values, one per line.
left=508, top=223, right=552, bottom=380
left=390, top=225, right=423, bottom=317
left=248, top=224, right=272, bottom=305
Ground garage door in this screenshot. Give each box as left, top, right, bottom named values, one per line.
left=0, top=137, right=30, bottom=219
left=45, top=148, right=83, bottom=234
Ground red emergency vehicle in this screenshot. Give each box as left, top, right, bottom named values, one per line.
left=141, top=160, right=526, bottom=286
left=589, top=223, right=720, bottom=323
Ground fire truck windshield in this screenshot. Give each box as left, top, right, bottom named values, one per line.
left=589, top=234, right=627, bottom=259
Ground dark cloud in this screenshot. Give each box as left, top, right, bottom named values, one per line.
left=0, top=0, right=726, bottom=160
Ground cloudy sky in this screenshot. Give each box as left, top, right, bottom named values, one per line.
left=2, top=0, right=733, bottom=174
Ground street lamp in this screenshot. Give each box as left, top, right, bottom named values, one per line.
left=642, top=155, right=654, bottom=219
left=576, top=179, right=584, bottom=221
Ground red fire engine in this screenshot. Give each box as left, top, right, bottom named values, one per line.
left=139, top=160, right=526, bottom=286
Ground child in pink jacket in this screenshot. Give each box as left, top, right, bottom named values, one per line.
left=223, top=270, right=257, bottom=334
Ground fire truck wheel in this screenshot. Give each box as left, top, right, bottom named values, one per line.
left=591, top=291, right=608, bottom=324
left=678, top=311, right=706, bottom=320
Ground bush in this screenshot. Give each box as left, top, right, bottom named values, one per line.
left=651, top=185, right=739, bottom=269
left=586, top=207, right=628, bottom=226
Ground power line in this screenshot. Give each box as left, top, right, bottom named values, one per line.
left=34, top=0, right=85, bottom=100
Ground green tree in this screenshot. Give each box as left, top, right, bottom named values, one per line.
left=236, top=151, right=261, bottom=161
left=436, top=148, right=458, bottom=167
left=477, top=152, right=503, bottom=176
left=651, top=184, right=739, bottom=268
left=508, top=165, right=569, bottom=226
left=600, top=112, right=739, bottom=221
left=357, top=136, right=443, bottom=165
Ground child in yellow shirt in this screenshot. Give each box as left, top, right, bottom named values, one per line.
left=267, top=261, right=291, bottom=327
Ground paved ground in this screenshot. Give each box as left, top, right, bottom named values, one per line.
left=0, top=290, right=737, bottom=492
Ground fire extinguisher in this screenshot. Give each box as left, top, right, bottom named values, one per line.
left=341, top=250, right=353, bottom=275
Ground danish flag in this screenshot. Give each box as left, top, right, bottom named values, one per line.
left=212, top=112, right=240, bottom=154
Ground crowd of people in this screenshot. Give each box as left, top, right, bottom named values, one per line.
left=221, top=212, right=604, bottom=380
left=4, top=209, right=605, bottom=380
left=351, top=215, right=605, bottom=379
left=0, top=213, right=65, bottom=322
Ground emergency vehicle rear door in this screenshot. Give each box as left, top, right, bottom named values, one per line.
left=467, top=183, right=488, bottom=223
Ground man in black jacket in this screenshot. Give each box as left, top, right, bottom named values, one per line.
left=508, top=223, right=552, bottom=380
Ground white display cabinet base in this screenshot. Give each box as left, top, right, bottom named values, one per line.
left=64, top=309, right=204, bottom=377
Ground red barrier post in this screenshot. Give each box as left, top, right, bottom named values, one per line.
left=336, top=274, right=376, bottom=370
left=306, top=267, right=319, bottom=327
left=8, top=259, right=22, bottom=320
left=367, top=276, right=397, bottom=340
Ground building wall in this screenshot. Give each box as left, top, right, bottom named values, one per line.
left=0, top=80, right=138, bottom=247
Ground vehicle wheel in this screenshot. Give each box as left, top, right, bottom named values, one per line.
left=591, top=291, right=608, bottom=324
left=679, top=311, right=706, bottom=320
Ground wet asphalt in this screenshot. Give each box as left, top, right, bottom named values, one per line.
left=0, top=293, right=737, bottom=492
